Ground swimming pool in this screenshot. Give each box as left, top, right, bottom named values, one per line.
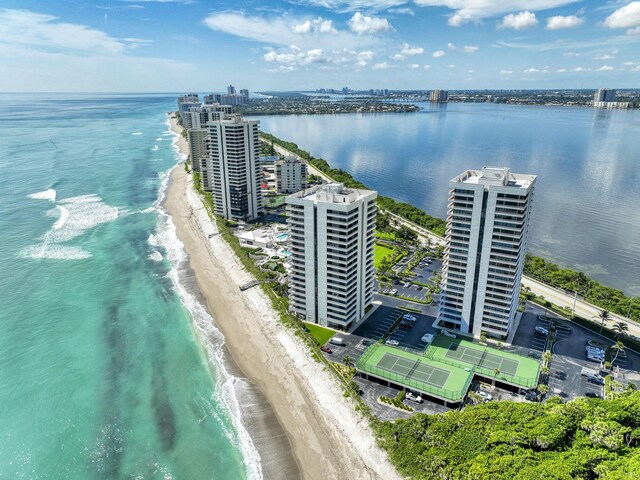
left=276, top=233, right=289, bottom=241
left=281, top=250, right=292, bottom=256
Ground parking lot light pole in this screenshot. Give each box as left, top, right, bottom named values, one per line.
left=572, top=291, right=577, bottom=317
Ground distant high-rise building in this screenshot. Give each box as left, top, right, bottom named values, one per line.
left=239, top=89, right=249, bottom=100
left=437, top=167, right=536, bottom=339
left=594, top=88, right=616, bottom=103
left=227, top=85, right=236, bottom=95
left=178, top=94, right=199, bottom=111
left=275, top=156, right=308, bottom=194
left=205, top=115, right=262, bottom=221
left=286, top=183, right=376, bottom=329
left=429, top=90, right=448, bottom=103
left=185, top=103, right=232, bottom=174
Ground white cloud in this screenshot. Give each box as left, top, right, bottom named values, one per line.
left=348, top=12, right=393, bottom=34
left=263, top=46, right=329, bottom=66
left=597, top=65, right=614, bottom=71
left=563, top=51, right=581, bottom=56
left=372, top=61, right=393, bottom=69
left=467, top=69, right=474, bottom=73
left=413, top=0, right=576, bottom=26
left=628, top=26, right=640, bottom=35
left=388, top=7, right=414, bottom=15
left=546, top=15, right=584, bottom=30
left=594, top=53, right=614, bottom=60
left=391, top=53, right=405, bottom=60
left=203, top=12, right=378, bottom=51
left=499, top=11, right=538, bottom=30
left=448, top=42, right=479, bottom=53
left=604, top=2, right=640, bottom=29
left=409, top=63, right=420, bottom=68
left=573, top=66, right=590, bottom=72
left=632, top=65, right=640, bottom=71
left=432, top=50, right=445, bottom=57
left=556, top=68, right=567, bottom=72
left=523, top=67, right=549, bottom=73
left=400, top=43, right=424, bottom=55
left=358, top=50, right=375, bottom=61
left=293, top=17, right=337, bottom=34
left=423, top=64, right=431, bottom=69
left=447, top=64, right=455, bottom=68
left=623, top=61, right=638, bottom=66
left=293, top=1, right=407, bottom=12
left=0, top=9, right=125, bottom=55
left=499, top=69, right=513, bottom=74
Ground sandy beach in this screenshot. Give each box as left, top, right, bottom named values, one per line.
left=164, top=116, right=399, bottom=480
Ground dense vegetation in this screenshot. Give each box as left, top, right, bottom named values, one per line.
left=375, top=391, right=640, bottom=480
left=259, top=132, right=639, bottom=322
left=524, top=255, right=640, bottom=321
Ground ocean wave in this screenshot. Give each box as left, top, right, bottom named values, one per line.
left=152, top=145, right=159, bottom=152
left=19, top=244, right=91, bottom=260
left=28, top=188, right=56, bottom=202
left=148, top=251, right=163, bottom=262
left=132, top=132, right=143, bottom=136
left=20, top=193, right=118, bottom=261
left=156, top=137, right=163, bottom=141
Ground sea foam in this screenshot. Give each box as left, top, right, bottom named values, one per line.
left=20, top=193, right=118, bottom=260
left=28, top=188, right=56, bottom=202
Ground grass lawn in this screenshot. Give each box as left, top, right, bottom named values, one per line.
left=374, top=243, right=395, bottom=269
left=305, top=322, right=336, bottom=346
left=375, top=231, right=397, bottom=241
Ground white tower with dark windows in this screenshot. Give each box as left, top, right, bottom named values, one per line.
left=286, top=183, right=376, bottom=330
left=438, top=167, right=536, bottom=339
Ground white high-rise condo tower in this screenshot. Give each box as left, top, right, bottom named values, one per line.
left=437, top=167, right=536, bottom=339
left=286, top=183, right=376, bottom=330
left=206, top=115, right=263, bottom=221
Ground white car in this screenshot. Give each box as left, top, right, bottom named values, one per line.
left=477, top=391, right=492, bottom=401
left=442, top=330, right=457, bottom=338
left=421, top=333, right=434, bottom=344
left=405, top=392, right=423, bottom=403
left=385, top=339, right=399, bottom=346
left=390, top=288, right=398, bottom=296
left=403, top=314, right=417, bottom=322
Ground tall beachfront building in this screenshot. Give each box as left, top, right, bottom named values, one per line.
left=286, top=183, right=376, bottom=330
left=437, top=167, right=537, bottom=339
left=594, top=88, right=616, bottom=102
left=429, top=90, right=449, bottom=102
left=186, top=104, right=232, bottom=175
left=206, top=115, right=263, bottom=221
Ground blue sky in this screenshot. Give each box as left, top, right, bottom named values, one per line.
left=0, top=1, right=639, bottom=92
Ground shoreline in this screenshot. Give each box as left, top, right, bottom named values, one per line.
left=164, top=115, right=399, bottom=479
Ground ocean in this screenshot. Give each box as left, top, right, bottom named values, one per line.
left=0, top=94, right=265, bottom=479
left=254, top=102, right=640, bottom=296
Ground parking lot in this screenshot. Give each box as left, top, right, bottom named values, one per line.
left=512, top=302, right=640, bottom=400
left=379, top=256, right=443, bottom=302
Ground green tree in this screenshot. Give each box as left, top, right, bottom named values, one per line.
left=613, top=321, right=629, bottom=339
left=342, top=355, right=355, bottom=368
left=611, top=341, right=625, bottom=365
left=595, top=309, right=611, bottom=337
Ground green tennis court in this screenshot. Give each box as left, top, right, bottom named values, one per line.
left=445, top=343, right=519, bottom=376
left=426, top=335, right=540, bottom=389
left=356, top=344, right=473, bottom=402
left=376, top=352, right=452, bottom=388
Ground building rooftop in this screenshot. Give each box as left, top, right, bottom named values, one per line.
left=288, top=182, right=375, bottom=205
left=451, top=167, right=536, bottom=189
left=276, top=155, right=306, bottom=166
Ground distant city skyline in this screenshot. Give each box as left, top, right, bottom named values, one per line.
left=1, top=1, right=640, bottom=92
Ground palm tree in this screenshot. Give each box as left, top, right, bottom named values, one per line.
left=540, top=366, right=551, bottom=378
left=612, top=321, right=629, bottom=340
left=611, top=341, right=625, bottom=365
left=542, top=351, right=552, bottom=366
left=342, top=355, right=355, bottom=368
left=595, top=310, right=610, bottom=337
left=537, top=384, right=549, bottom=398
left=492, top=368, right=500, bottom=386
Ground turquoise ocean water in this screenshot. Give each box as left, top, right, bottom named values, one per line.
left=0, top=94, right=262, bottom=479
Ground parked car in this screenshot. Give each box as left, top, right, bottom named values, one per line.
left=585, top=392, right=601, bottom=399
left=587, top=376, right=605, bottom=385
left=405, top=392, right=423, bottom=403
left=534, top=326, right=549, bottom=337
left=392, top=279, right=400, bottom=285
left=477, top=390, right=492, bottom=401
left=361, top=339, right=371, bottom=347
left=402, top=314, right=417, bottom=322
left=329, top=336, right=345, bottom=346
left=528, top=351, right=542, bottom=359
left=320, top=345, right=333, bottom=354
left=403, top=282, right=411, bottom=288
left=390, top=288, right=398, bottom=296
left=399, top=321, right=412, bottom=329
left=442, top=330, right=457, bottom=338
left=385, top=339, right=399, bottom=346
left=421, top=333, right=434, bottom=344
left=416, top=285, right=423, bottom=291
left=525, top=391, right=539, bottom=402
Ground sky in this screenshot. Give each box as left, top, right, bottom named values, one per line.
left=0, top=0, right=639, bottom=92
